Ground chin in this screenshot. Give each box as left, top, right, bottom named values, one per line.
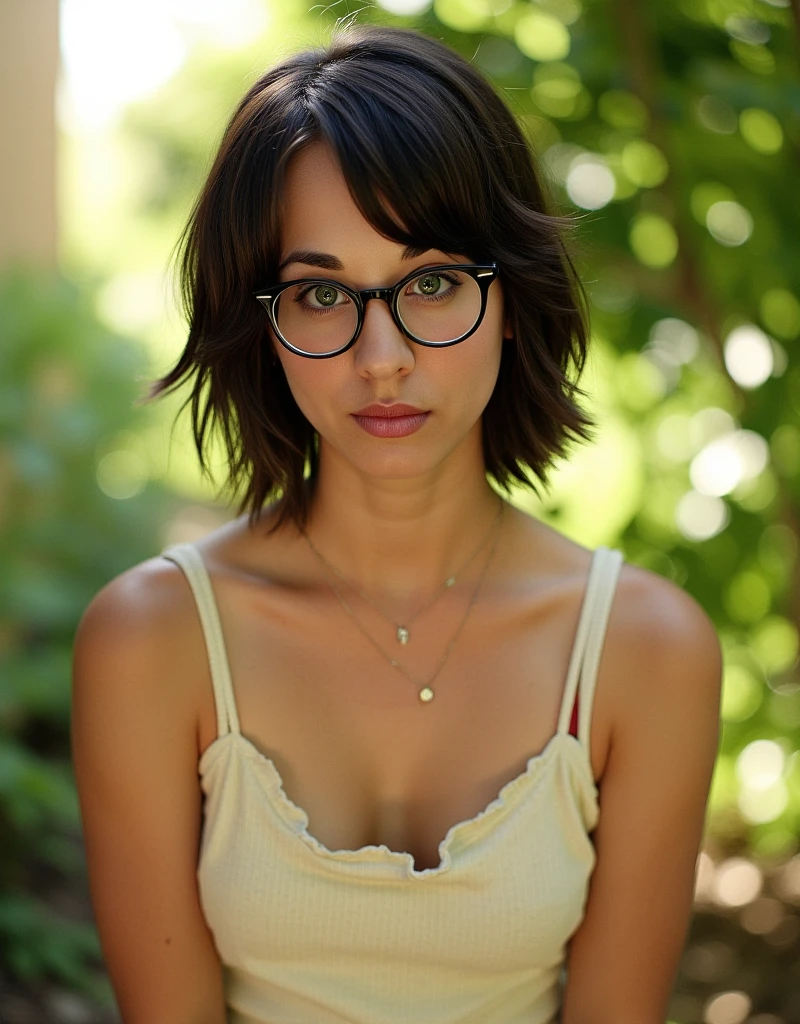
left=343, top=446, right=446, bottom=481
left=330, top=424, right=484, bottom=483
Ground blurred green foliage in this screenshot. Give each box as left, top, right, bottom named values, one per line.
left=7, top=0, right=799, bottom=1017
left=0, top=269, right=171, bottom=1002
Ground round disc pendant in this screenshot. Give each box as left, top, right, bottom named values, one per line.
left=419, top=686, right=435, bottom=703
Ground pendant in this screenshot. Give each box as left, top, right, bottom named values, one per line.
left=397, top=626, right=410, bottom=645
left=419, top=686, right=434, bottom=703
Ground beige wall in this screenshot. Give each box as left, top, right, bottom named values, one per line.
left=0, top=0, right=59, bottom=268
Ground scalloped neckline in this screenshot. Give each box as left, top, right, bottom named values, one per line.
left=199, top=730, right=597, bottom=879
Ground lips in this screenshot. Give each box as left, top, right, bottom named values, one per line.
left=353, top=403, right=428, bottom=417
left=351, top=403, right=431, bottom=438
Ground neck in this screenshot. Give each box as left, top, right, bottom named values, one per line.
left=301, top=437, right=503, bottom=601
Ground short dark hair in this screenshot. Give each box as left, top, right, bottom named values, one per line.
left=143, top=23, right=597, bottom=531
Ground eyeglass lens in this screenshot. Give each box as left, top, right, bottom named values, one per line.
left=273, top=268, right=483, bottom=355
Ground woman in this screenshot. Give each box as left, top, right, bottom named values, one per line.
left=71, top=24, right=722, bottom=1024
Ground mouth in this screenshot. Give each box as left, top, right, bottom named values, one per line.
left=351, top=403, right=431, bottom=439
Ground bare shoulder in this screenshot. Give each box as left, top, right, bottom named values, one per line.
left=600, top=558, right=723, bottom=761
left=610, top=560, right=723, bottom=693
left=72, top=550, right=212, bottom=744
left=77, top=551, right=198, bottom=639
left=74, top=554, right=195, bottom=653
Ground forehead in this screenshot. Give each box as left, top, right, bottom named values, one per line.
left=280, top=142, right=386, bottom=258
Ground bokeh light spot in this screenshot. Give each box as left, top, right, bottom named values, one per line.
left=736, top=739, right=785, bottom=790
left=725, top=15, right=770, bottom=44
left=597, top=89, right=648, bottom=130
left=740, top=896, right=785, bottom=935
left=433, top=0, right=491, bottom=32
left=713, top=858, right=762, bottom=907
left=629, top=214, right=678, bottom=268
left=706, top=201, right=753, bottom=246
left=566, top=156, right=615, bottom=209
left=689, top=428, right=770, bottom=506
left=760, top=288, right=800, bottom=339
left=621, top=140, right=668, bottom=187
left=750, top=616, right=799, bottom=676
left=723, top=325, right=773, bottom=388
left=724, top=571, right=771, bottom=624
left=720, top=665, right=762, bottom=723
left=96, top=450, right=149, bottom=500
left=695, top=95, right=738, bottom=134
left=738, top=779, right=789, bottom=824
left=703, top=990, right=752, bottom=1024
left=649, top=317, right=700, bottom=364
left=739, top=107, right=783, bottom=154
left=378, top=0, right=432, bottom=12
left=515, top=10, right=571, bottom=60
left=531, top=64, right=585, bottom=118
left=675, top=491, right=729, bottom=542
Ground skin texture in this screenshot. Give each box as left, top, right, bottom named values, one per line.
left=71, top=141, right=722, bottom=1024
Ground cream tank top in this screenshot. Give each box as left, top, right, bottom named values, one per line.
left=161, top=541, right=625, bottom=1024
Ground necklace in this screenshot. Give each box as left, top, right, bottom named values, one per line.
left=315, top=503, right=504, bottom=704
left=304, top=502, right=503, bottom=646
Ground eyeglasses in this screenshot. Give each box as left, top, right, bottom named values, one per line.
left=254, top=262, right=499, bottom=359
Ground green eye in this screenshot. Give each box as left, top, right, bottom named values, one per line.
left=417, top=275, right=441, bottom=295
left=314, top=285, right=339, bottom=306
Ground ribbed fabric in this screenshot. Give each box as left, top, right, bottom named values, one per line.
left=161, top=542, right=625, bottom=1024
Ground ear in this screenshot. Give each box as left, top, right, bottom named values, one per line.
left=503, top=313, right=514, bottom=341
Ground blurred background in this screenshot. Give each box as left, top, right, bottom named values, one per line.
left=0, top=0, right=798, bottom=1021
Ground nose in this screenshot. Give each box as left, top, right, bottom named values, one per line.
left=352, top=296, right=415, bottom=380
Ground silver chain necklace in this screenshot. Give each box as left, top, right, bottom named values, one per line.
left=311, top=503, right=504, bottom=704
left=304, top=501, right=503, bottom=646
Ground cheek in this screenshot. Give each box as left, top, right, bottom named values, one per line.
left=451, top=310, right=504, bottom=409
left=275, top=353, right=347, bottom=434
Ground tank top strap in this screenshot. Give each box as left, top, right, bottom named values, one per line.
left=556, top=546, right=625, bottom=747
left=160, top=542, right=241, bottom=738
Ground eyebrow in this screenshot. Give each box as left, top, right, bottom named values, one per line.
left=278, top=245, right=432, bottom=274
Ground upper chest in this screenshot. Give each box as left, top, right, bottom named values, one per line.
left=192, top=545, right=621, bottom=871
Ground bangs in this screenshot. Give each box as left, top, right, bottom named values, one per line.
left=305, top=62, right=496, bottom=262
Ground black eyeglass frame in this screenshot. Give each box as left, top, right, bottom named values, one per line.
left=253, top=262, right=499, bottom=359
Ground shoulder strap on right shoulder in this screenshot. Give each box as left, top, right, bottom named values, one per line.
left=557, top=546, right=624, bottom=743
left=575, top=548, right=624, bottom=749
left=160, top=542, right=240, bottom=739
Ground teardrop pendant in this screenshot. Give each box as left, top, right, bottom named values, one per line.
left=397, top=626, right=410, bottom=645
left=419, top=686, right=435, bottom=703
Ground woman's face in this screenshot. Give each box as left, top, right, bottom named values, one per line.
left=271, top=141, right=509, bottom=482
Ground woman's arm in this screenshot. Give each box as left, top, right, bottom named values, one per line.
left=561, top=567, right=723, bottom=1024
left=71, top=561, right=227, bottom=1024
